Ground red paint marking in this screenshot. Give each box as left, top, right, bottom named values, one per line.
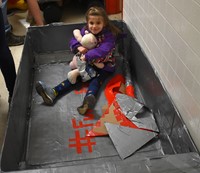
left=74, top=88, right=87, bottom=94
left=74, top=83, right=89, bottom=94
left=72, top=118, right=94, bottom=128
left=126, top=85, right=135, bottom=97
left=69, top=130, right=96, bottom=153
left=83, top=110, right=95, bottom=121
left=104, top=74, right=125, bottom=105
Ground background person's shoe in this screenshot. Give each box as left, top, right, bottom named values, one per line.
left=6, top=31, right=25, bottom=46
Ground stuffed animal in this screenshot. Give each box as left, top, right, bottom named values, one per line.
left=69, top=29, right=104, bottom=69
left=68, top=29, right=104, bottom=84
left=74, top=29, right=97, bottom=49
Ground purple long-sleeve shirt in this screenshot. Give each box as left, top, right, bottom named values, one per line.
left=69, top=26, right=117, bottom=72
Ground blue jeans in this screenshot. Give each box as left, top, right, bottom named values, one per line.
left=0, top=8, right=16, bottom=96
left=54, top=69, right=111, bottom=98
left=1, top=0, right=11, bottom=33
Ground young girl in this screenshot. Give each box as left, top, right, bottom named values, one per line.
left=35, top=6, right=121, bottom=115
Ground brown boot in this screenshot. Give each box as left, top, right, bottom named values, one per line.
left=77, top=94, right=96, bottom=115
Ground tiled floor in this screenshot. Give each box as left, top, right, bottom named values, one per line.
left=0, top=5, right=121, bottom=151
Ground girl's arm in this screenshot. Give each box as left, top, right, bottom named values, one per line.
left=69, top=27, right=87, bottom=54
left=27, top=0, right=44, bottom=26
left=77, top=46, right=88, bottom=54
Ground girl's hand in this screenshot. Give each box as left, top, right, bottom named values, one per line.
left=77, top=46, right=88, bottom=54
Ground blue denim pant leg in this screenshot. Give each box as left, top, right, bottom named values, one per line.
left=53, top=78, right=73, bottom=96
left=1, top=0, right=11, bottom=33
left=86, top=70, right=111, bottom=97
left=0, top=9, right=16, bottom=96
left=53, top=69, right=112, bottom=99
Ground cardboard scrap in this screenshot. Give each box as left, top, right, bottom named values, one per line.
left=87, top=99, right=138, bottom=136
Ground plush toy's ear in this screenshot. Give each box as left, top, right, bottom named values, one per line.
left=73, top=29, right=82, bottom=43
left=85, top=30, right=89, bottom=34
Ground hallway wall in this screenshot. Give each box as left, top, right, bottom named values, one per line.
left=123, top=0, right=200, bottom=150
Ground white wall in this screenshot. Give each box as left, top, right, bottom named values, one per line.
left=123, top=0, right=200, bottom=150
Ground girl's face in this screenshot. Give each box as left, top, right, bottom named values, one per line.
left=87, top=15, right=104, bottom=35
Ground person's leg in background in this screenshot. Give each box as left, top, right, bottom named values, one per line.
left=26, top=0, right=44, bottom=26
left=2, top=0, right=11, bottom=32
left=0, top=6, right=16, bottom=102
left=76, top=0, right=104, bottom=12
left=38, top=0, right=63, bottom=24
left=1, top=0, right=25, bottom=46
left=86, top=0, right=104, bottom=9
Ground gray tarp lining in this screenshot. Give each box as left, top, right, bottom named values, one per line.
left=1, top=22, right=199, bottom=172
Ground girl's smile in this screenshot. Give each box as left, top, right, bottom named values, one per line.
left=87, top=16, right=104, bottom=35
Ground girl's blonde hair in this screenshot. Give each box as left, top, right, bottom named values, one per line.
left=85, top=6, right=121, bottom=36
